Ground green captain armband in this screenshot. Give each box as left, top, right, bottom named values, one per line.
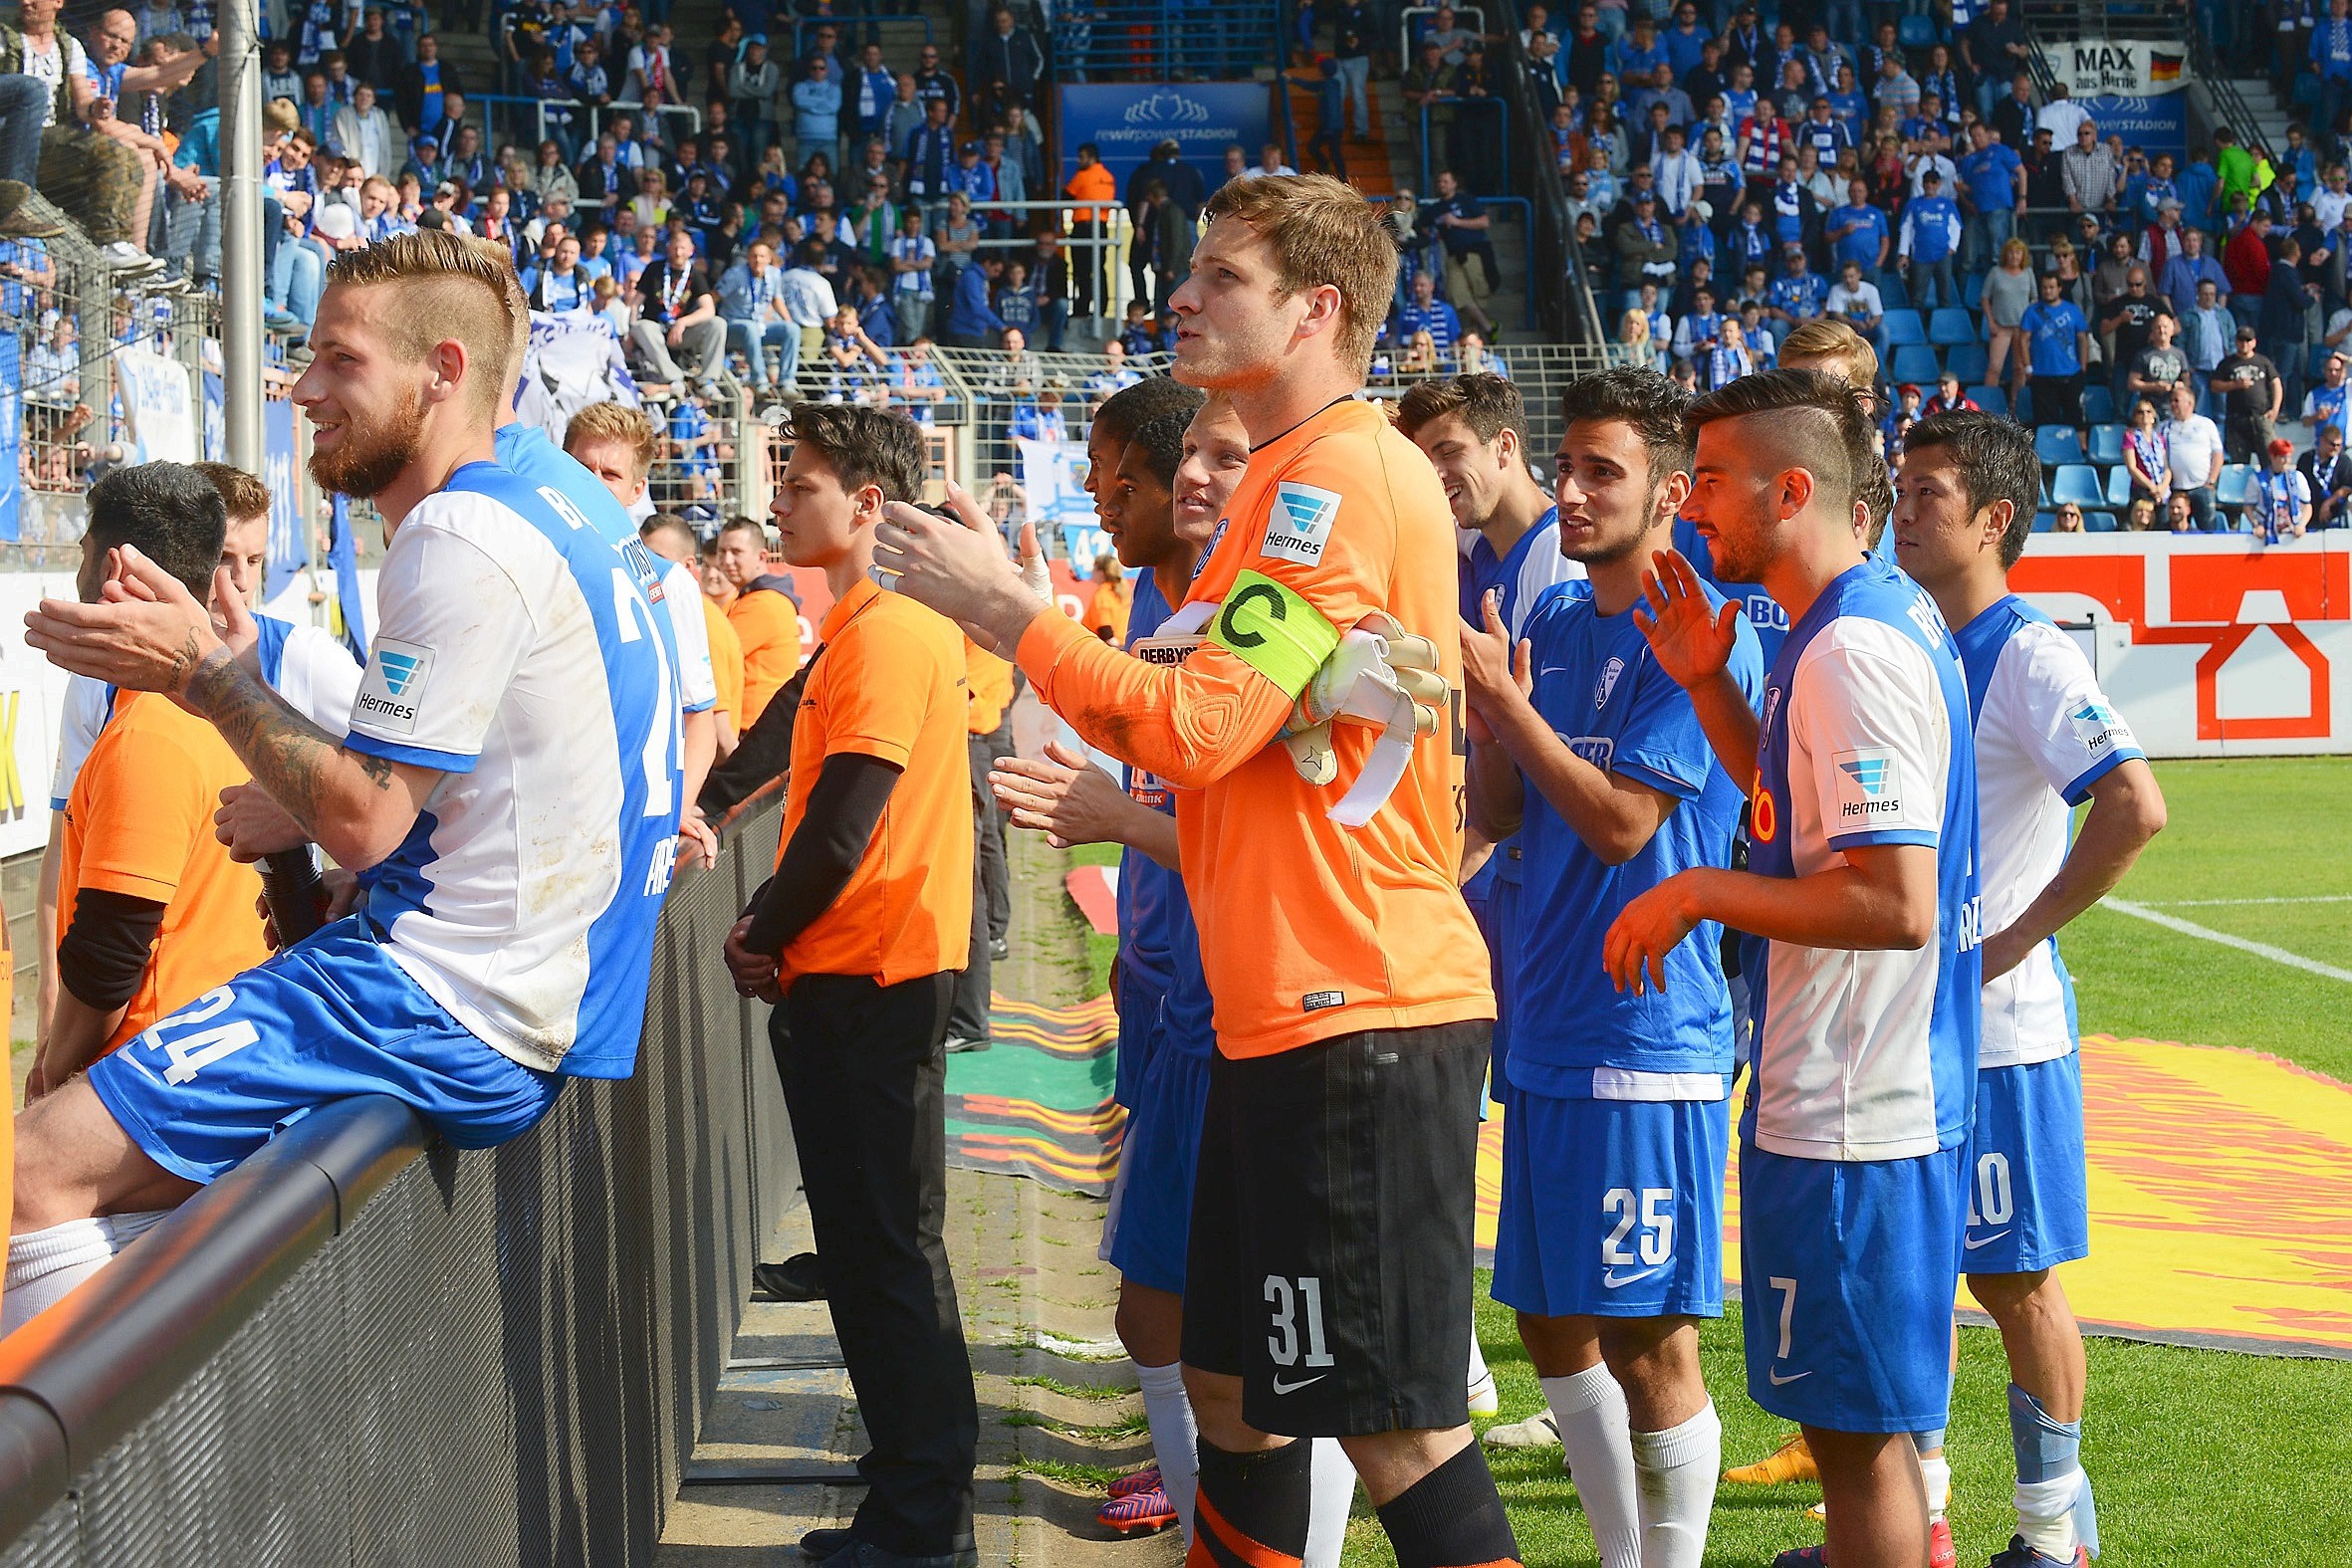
left=1208, top=568, right=1342, bottom=699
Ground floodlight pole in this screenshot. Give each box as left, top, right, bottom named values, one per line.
left=219, top=0, right=264, bottom=474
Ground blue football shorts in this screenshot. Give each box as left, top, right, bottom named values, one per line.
left=1740, top=1140, right=1966, bottom=1435
left=87, top=917, right=565, bottom=1185
left=1101, top=1012, right=1212, bottom=1298
left=1961, top=1053, right=2091, bottom=1275
left=1492, top=1075, right=1730, bottom=1320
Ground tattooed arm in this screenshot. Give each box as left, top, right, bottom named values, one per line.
left=25, top=546, right=441, bottom=870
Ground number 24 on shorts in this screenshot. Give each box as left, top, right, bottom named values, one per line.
left=139, top=987, right=261, bottom=1086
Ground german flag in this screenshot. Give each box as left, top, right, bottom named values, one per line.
left=2149, top=50, right=2185, bottom=84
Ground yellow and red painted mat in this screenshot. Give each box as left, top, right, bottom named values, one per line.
left=944, top=995, right=1126, bottom=1194
left=1472, top=1032, right=2352, bottom=1358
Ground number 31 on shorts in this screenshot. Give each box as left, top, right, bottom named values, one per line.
left=139, top=987, right=261, bottom=1086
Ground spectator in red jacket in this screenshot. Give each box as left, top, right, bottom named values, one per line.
left=2225, top=209, right=2275, bottom=317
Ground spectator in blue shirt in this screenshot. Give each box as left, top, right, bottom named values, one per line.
left=1898, top=166, right=1964, bottom=311
left=1824, top=178, right=1891, bottom=284
left=1797, top=98, right=1854, bottom=166
left=1394, top=269, right=1462, bottom=353
left=792, top=57, right=841, bottom=170
left=1662, top=1, right=1710, bottom=76
left=2161, top=224, right=2229, bottom=315
left=1763, top=243, right=1825, bottom=350
left=945, top=253, right=1009, bottom=346
left=1610, top=15, right=1668, bottom=79
left=1957, top=122, right=2024, bottom=275
left=719, top=238, right=797, bottom=393
left=2318, top=0, right=2352, bottom=157
left=2022, top=270, right=2091, bottom=433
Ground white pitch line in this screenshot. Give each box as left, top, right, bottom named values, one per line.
left=2101, top=898, right=2352, bottom=984
left=2140, top=894, right=2352, bottom=908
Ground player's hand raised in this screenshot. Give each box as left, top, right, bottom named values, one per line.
left=1635, top=550, right=1743, bottom=691
left=1459, top=588, right=1531, bottom=743
left=873, top=478, right=1046, bottom=652
left=990, top=741, right=1132, bottom=848
left=26, top=546, right=227, bottom=707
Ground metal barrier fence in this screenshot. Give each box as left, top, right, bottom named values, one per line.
left=1051, top=0, right=1290, bottom=82
left=0, top=802, right=792, bottom=1566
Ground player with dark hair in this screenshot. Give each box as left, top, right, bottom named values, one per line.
left=1894, top=410, right=2166, bottom=1568
left=1462, top=367, right=1760, bottom=1568
left=1606, top=369, right=1981, bottom=1568
left=720, top=402, right=981, bottom=1568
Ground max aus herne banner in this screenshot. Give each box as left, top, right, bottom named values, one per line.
left=2061, top=40, right=2189, bottom=98
left=1057, top=83, right=1274, bottom=186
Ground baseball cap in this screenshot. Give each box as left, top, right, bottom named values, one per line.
left=2236, top=324, right=2258, bottom=340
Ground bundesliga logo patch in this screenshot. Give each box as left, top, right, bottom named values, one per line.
left=355, top=637, right=434, bottom=736
left=1833, top=747, right=1903, bottom=821
left=1261, top=482, right=1340, bottom=566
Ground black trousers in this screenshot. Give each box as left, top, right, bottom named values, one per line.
left=947, top=730, right=1007, bottom=1042
left=775, top=972, right=977, bottom=1554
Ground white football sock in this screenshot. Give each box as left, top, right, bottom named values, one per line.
left=2, top=1212, right=171, bottom=1336
left=1134, top=1360, right=1198, bottom=1550
left=1543, top=1364, right=1641, bottom=1568
left=1627, top=1400, right=1720, bottom=1568
left=1919, top=1453, right=1953, bottom=1521
left=2016, top=1474, right=2081, bottom=1561
left=1303, top=1437, right=1357, bottom=1568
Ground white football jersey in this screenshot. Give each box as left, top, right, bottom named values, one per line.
left=1955, top=596, right=2144, bottom=1069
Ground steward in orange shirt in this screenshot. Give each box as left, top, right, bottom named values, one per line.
left=720, top=404, right=978, bottom=1561
left=43, top=465, right=263, bottom=1094
left=871, top=174, right=1519, bottom=1568
left=714, top=513, right=804, bottom=724
left=1062, top=140, right=1120, bottom=319
left=947, top=635, right=1015, bottom=1050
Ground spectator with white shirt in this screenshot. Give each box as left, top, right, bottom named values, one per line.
left=1824, top=258, right=1883, bottom=336
left=2037, top=83, right=2090, bottom=146
left=2161, top=380, right=2227, bottom=531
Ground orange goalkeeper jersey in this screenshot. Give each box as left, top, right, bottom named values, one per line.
left=1015, top=396, right=1493, bottom=1056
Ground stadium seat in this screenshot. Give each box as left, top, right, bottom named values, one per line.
left=2014, top=385, right=2033, bottom=423
left=2032, top=512, right=2057, bottom=532
left=2089, top=423, right=2125, bottom=464
left=1929, top=308, right=1977, bottom=346
left=1898, top=13, right=1937, bottom=44
left=2085, top=511, right=2120, bottom=532
left=2052, top=464, right=2107, bottom=508
left=2217, top=464, right=2256, bottom=506
left=2106, top=465, right=2137, bottom=508
left=1890, top=343, right=1941, bottom=384
left=1963, top=273, right=1985, bottom=310
left=2035, top=426, right=2085, bottom=465
left=1971, top=384, right=2008, bottom=417
left=1946, top=342, right=1989, bottom=383
left=1880, top=310, right=1928, bottom=347
left=1879, top=274, right=1909, bottom=308
left=2081, top=385, right=2116, bottom=425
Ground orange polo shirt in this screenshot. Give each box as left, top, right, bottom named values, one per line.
left=773, top=577, right=974, bottom=989
left=1084, top=578, right=1131, bottom=644
left=59, top=690, right=270, bottom=1052
left=728, top=577, right=804, bottom=726
left=965, top=637, right=1014, bottom=735
left=1016, top=397, right=1493, bottom=1057
left=703, top=592, right=744, bottom=725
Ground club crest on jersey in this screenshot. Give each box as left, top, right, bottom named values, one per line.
left=1761, top=684, right=1783, bottom=735
left=1262, top=482, right=1340, bottom=565
left=1833, top=747, right=1902, bottom=821
left=355, top=637, right=434, bottom=735
left=1594, top=655, right=1625, bottom=711
left=2068, top=699, right=2131, bottom=755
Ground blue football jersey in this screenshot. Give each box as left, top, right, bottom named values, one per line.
left=1955, top=594, right=2145, bottom=1069
left=1745, top=558, right=1982, bottom=1161
left=348, top=461, right=683, bottom=1078
left=1461, top=509, right=1583, bottom=891
left=1113, top=570, right=1181, bottom=1012
left=1508, top=579, right=1764, bottom=1093
left=1118, top=567, right=1215, bottom=1063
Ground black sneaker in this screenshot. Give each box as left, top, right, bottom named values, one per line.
left=751, top=1251, right=824, bottom=1302
left=813, top=1537, right=979, bottom=1568
left=943, top=1034, right=992, bottom=1053
left=989, top=937, right=1009, bottom=962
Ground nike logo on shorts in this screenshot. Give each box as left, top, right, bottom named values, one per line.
left=1271, top=1374, right=1327, bottom=1396
left=1602, top=1265, right=1663, bottom=1289
left=1767, top=1368, right=1812, bottom=1386
left=1964, top=1230, right=2011, bottom=1250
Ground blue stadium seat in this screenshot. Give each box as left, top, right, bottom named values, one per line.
left=2034, top=426, right=2085, bottom=465
left=2032, top=511, right=2057, bottom=532
left=1963, top=273, right=1985, bottom=310
left=2088, top=423, right=2125, bottom=464
left=1890, top=343, right=1941, bottom=384
left=1970, top=384, right=2008, bottom=417
left=2085, top=511, right=2120, bottom=532
left=2106, top=465, right=2137, bottom=508
left=1946, top=342, right=1989, bottom=383
left=2052, top=464, right=2107, bottom=508
left=2014, top=384, right=2033, bottom=423
left=2081, top=385, right=2116, bottom=425
left=1879, top=274, right=1910, bottom=308
left=2217, top=464, right=2256, bottom=507
left=1880, top=310, right=1928, bottom=347
left=1898, top=13, right=1937, bottom=45
left=1929, top=308, right=1977, bottom=345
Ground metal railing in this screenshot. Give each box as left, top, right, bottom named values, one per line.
left=791, top=12, right=936, bottom=56
left=1050, top=0, right=1290, bottom=83
left=467, top=91, right=704, bottom=159
left=0, top=801, right=792, bottom=1566
left=1489, top=0, right=1600, bottom=343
